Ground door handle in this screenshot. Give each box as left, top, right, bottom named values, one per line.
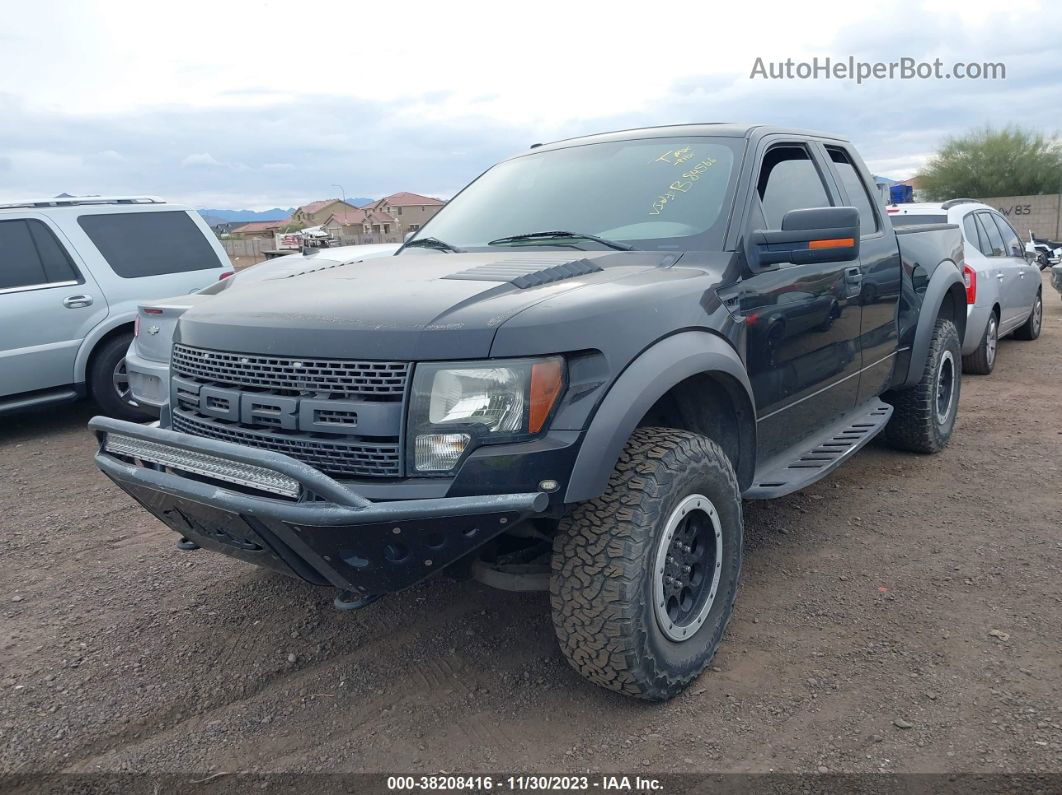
left=996, top=273, right=1005, bottom=280
left=844, top=266, right=862, bottom=284
left=63, top=294, right=93, bottom=308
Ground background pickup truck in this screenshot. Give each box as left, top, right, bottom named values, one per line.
left=91, top=124, right=966, bottom=701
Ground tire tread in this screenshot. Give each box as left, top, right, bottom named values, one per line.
left=550, top=427, right=740, bottom=701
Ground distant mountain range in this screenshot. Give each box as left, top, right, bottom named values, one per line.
left=197, top=199, right=374, bottom=227
left=197, top=208, right=293, bottom=226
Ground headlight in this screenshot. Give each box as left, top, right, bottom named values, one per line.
left=408, top=356, right=565, bottom=473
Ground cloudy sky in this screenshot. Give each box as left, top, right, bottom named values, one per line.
left=1, top=0, right=1059, bottom=209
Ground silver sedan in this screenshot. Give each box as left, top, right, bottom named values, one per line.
left=889, top=200, right=1043, bottom=374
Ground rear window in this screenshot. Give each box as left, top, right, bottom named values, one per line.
left=889, top=213, right=946, bottom=227
left=78, top=211, right=223, bottom=278
left=826, top=147, right=879, bottom=233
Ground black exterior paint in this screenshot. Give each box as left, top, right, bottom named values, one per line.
left=93, top=123, right=965, bottom=596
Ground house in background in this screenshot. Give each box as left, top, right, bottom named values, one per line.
left=290, top=198, right=361, bottom=228
left=229, top=220, right=285, bottom=239
left=363, top=192, right=445, bottom=234
left=322, top=207, right=401, bottom=244
left=209, top=221, right=242, bottom=236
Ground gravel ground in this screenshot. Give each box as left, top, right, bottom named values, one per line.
left=0, top=275, right=1059, bottom=777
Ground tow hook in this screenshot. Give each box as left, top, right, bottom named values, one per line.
left=334, top=590, right=382, bottom=611
left=176, top=536, right=200, bottom=550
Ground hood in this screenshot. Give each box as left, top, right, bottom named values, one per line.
left=231, top=244, right=400, bottom=285
left=176, top=250, right=674, bottom=360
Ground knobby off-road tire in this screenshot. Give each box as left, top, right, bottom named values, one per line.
left=884, top=318, right=961, bottom=453
left=550, top=427, right=743, bottom=701
left=1013, top=291, right=1042, bottom=341
left=961, top=311, right=997, bottom=375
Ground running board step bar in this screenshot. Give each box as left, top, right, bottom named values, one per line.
left=744, top=401, right=893, bottom=500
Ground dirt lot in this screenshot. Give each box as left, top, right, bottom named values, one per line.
left=1, top=277, right=1059, bottom=778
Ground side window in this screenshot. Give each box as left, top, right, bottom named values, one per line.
left=26, top=220, right=79, bottom=283
left=968, top=214, right=992, bottom=255
left=826, top=147, right=879, bottom=234
left=78, top=211, right=223, bottom=278
left=0, top=220, right=49, bottom=290
left=757, top=145, right=832, bottom=229
left=976, top=212, right=1005, bottom=257
left=961, top=215, right=980, bottom=250
left=989, top=212, right=1024, bottom=258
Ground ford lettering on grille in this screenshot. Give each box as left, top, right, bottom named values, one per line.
left=170, top=346, right=408, bottom=478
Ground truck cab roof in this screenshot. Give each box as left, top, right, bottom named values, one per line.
left=528, top=123, right=850, bottom=155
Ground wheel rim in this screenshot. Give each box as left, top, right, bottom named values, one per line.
left=653, top=494, right=723, bottom=642
left=1032, top=296, right=1042, bottom=335
left=935, top=350, right=956, bottom=425
left=985, top=316, right=997, bottom=367
left=111, top=357, right=134, bottom=406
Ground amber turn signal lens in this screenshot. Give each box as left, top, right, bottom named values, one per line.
left=808, top=237, right=855, bottom=250
left=529, top=359, right=565, bottom=434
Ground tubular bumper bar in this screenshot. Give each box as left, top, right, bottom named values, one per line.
left=89, top=416, right=548, bottom=595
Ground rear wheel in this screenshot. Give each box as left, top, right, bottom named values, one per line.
left=550, top=427, right=743, bottom=701
left=884, top=317, right=961, bottom=454
left=962, top=311, right=997, bottom=375
left=89, top=333, right=153, bottom=421
left=1013, top=291, right=1042, bottom=341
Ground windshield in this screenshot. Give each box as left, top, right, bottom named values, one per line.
left=408, top=136, right=742, bottom=252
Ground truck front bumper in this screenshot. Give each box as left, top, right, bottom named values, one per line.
left=89, top=417, right=548, bottom=597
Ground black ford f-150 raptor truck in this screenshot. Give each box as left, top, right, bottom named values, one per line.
left=91, top=124, right=967, bottom=700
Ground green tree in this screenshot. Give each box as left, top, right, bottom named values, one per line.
left=919, top=126, right=1062, bottom=201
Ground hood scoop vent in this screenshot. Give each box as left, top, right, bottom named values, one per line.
left=443, top=256, right=603, bottom=289
left=277, top=259, right=357, bottom=280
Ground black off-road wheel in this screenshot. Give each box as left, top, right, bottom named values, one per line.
left=962, top=310, right=997, bottom=375
left=550, top=427, right=743, bottom=701
left=884, top=317, right=961, bottom=453
left=1013, top=291, right=1042, bottom=341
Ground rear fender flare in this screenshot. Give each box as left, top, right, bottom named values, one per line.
left=564, top=331, right=755, bottom=503
left=903, top=263, right=965, bottom=388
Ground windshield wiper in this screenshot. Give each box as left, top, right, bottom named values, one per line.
left=404, top=236, right=463, bottom=253
left=487, top=230, right=633, bottom=251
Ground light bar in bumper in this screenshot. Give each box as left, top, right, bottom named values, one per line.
left=103, top=431, right=303, bottom=498
left=89, top=416, right=549, bottom=595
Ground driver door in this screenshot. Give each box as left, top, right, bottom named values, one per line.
left=724, top=141, right=863, bottom=462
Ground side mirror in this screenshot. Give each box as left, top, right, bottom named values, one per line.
left=747, top=206, right=860, bottom=272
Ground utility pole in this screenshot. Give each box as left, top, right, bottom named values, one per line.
left=331, top=184, right=346, bottom=204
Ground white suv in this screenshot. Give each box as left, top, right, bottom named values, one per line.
left=0, top=196, right=231, bottom=419
left=889, top=199, right=1042, bottom=374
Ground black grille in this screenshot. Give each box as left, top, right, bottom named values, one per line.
left=171, top=412, right=401, bottom=478
left=172, top=344, right=409, bottom=397
left=169, top=344, right=408, bottom=479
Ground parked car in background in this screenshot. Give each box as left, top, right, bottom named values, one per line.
left=126, top=244, right=399, bottom=414
left=1026, top=232, right=1061, bottom=269
left=1052, top=262, right=1062, bottom=301
left=0, top=196, right=231, bottom=419
left=889, top=199, right=1042, bottom=374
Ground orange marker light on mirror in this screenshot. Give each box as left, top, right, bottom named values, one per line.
left=808, top=237, right=855, bottom=250
left=529, top=359, right=564, bottom=434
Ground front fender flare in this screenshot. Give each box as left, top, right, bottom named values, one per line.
left=564, top=331, right=755, bottom=503
left=902, top=262, right=965, bottom=388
